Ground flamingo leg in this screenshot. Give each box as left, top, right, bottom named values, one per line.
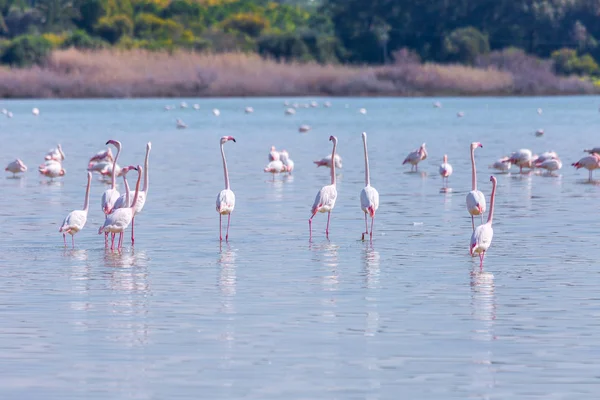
left=72, top=235, right=75, bottom=249
left=110, top=233, right=116, bottom=250
left=480, top=214, right=484, bottom=225
left=226, top=214, right=231, bottom=241
left=325, top=211, right=331, bottom=237
left=362, top=213, right=368, bottom=240
left=63, top=234, right=66, bottom=246
left=118, top=232, right=123, bottom=249
left=131, top=217, right=135, bottom=245
left=105, top=232, right=108, bottom=247
left=219, top=214, right=222, bottom=241
left=308, top=212, right=317, bottom=239
left=590, top=170, right=593, bottom=182
left=370, top=215, right=375, bottom=240
left=479, top=252, right=484, bottom=268
left=471, top=215, right=475, bottom=231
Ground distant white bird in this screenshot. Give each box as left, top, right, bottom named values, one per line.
left=403, top=143, right=427, bottom=172
left=537, top=108, right=543, bottom=115
left=324, top=101, right=332, bottom=108
left=359, top=108, right=367, bottom=114
left=466, top=142, right=486, bottom=231
left=309, top=136, right=338, bottom=239
left=439, top=154, right=453, bottom=187
left=45, top=144, right=65, bottom=162
left=101, top=139, right=122, bottom=215
left=38, top=160, right=65, bottom=180
left=213, top=108, right=220, bottom=116
left=433, top=101, right=442, bottom=108
left=193, top=104, right=200, bottom=110
left=245, top=107, right=254, bottom=114
left=360, top=132, right=379, bottom=241
left=536, top=151, right=558, bottom=164
left=280, top=150, right=294, bottom=174
left=217, top=136, right=236, bottom=241
left=489, top=157, right=511, bottom=173
left=314, top=153, right=342, bottom=169
left=457, top=111, right=465, bottom=117
left=180, top=102, right=188, bottom=109
left=299, top=124, right=311, bottom=133
left=59, top=172, right=92, bottom=247
left=536, top=158, right=562, bottom=174
left=5, top=159, right=27, bottom=177
left=6, top=111, right=12, bottom=118
left=508, top=149, right=535, bottom=173
left=572, top=154, right=600, bottom=181
left=264, top=160, right=286, bottom=179
left=310, top=101, right=318, bottom=108
left=32, top=107, right=39, bottom=116
left=470, top=176, right=498, bottom=268
left=176, top=118, right=187, bottom=129
left=535, top=129, right=544, bottom=137
left=285, top=108, right=296, bottom=115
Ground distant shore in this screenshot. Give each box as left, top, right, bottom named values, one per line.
left=0, top=49, right=596, bottom=98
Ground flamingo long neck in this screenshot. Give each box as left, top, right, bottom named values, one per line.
left=142, top=146, right=150, bottom=193
left=83, top=174, right=91, bottom=212
left=487, top=180, right=497, bottom=224
left=331, top=140, right=337, bottom=185
left=363, top=135, right=370, bottom=186
left=470, top=147, right=477, bottom=191
left=111, top=145, right=121, bottom=189
left=130, top=168, right=142, bottom=210
left=123, top=174, right=131, bottom=206
left=221, top=143, right=230, bottom=190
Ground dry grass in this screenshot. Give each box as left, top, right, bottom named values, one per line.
left=0, top=48, right=595, bottom=98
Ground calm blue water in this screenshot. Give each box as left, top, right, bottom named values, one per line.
left=1, top=96, right=600, bottom=399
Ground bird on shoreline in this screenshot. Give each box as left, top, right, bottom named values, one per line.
left=572, top=154, right=600, bottom=181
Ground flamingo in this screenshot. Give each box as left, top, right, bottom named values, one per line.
left=508, top=149, right=535, bottom=173
left=98, top=166, right=142, bottom=250
left=402, top=143, right=427, bottom=172
left=217, top=136, right=236, bottom=241
left=59, top=172, right=92, bottom=247
left=5, top=159, right=27, bottom=177
left=466, top=142, right=486, bottom=231
left=470, top=176, right=498, bottom=268
left=264, top=160, right=286, bottom=179
left=584, top=147, right=600, bottom=155
left=360, top=132, right=379, bottom=241
left=535, top=151, right=558, bottom=164
left=489, top=157, right=512, bottom=173
left=113, top=142, right=151, bottom=245
left=89, top=148, right=114, bottom=164
left=101, top=140, right=122, bottom=215
left=268, top=146, right=280, bottom=162
left=572, top=154, right=600, bottom=181
left=32, top=108, right=39, bottom=116
left=298, top=124, right=311, bottom=133
left=38, top=160, right=65, bottom=180
left=176, top=118, right=187, bottom=129
left=309, top=135, right=338, bottom=239
left=439, top=154, right=453, bottom=187
left=245, top=107, right=254, bottom=114
left=45, top=144, right=65, bottom=162
left=280, top=150, right=294, bottom=174
left=314, top=153, right=342, bottom=169
left=535, top=158, right=562, bottom=175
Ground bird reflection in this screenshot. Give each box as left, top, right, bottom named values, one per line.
left=103, top=249, right=151, bottom=346
left=362, top=244, right=380, bottom=337
left=310, top=241, right=339, bottom=322
left=68, top=251, right=91, bottom=314
left=218, top=244, right=237, bottom=315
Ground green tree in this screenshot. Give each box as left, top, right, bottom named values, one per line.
left=95, top=14, right=133, bottom=43
left=35, top=0, right=79, bottom=32
left=1, top=34, right=52, bottom=66
left=443, top=26, right=490, bottom=65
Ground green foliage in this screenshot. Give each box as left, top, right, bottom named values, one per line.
left=1, top=34, right=52, bottom=66
left=443, top=27, right=490, bottom=65
left=552, top=48, right=599, bottom=76
left=95, top=14, right=133, bottom=44
left=75, top=0, right=105, bottom=33
left=221, top=13, right=269, bottom=38
left=135, top=13, right=183, bottom=41
left=63, top=29, right=107, bottom=49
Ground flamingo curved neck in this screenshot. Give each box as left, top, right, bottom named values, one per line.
left=123, top=174, right=131, bottom=206
left=221, top=144, right=230, bottom=190
left=111, top=145, right=121, bottom=189
left=83, top=175, right=91, bottom=212
left=487, top=180, right=497, bottom=224
left=142, top=146, right=150, bottom=193
left=331, top=140, right=337, bottom=185
left=130, top=168, right=142, bottom=209
left=470, top=147, right=477, bottom=191
left=363, top=135, right=370, bottom=186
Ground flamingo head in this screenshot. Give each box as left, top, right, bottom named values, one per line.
left=220, top=136, right=236, bottom=145
left=443, top=154, right=448, bottom=163
left=329, top=135, right=337, bottom=144
left=490, top=175, right=497, bottom=185
left=270, top=146, right=276, bottom=151
left=471, top=142, right=483, bottom=150
left=106, top=139, right=121, bottom=150
left=121, top=165, right=138, bottom=175
left=146, top=142, right=152, bottom=151
left=362, top=132, right=367, bottom=140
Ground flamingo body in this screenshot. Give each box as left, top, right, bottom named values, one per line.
left=403, top=143, right=427, bottom=171
left=314, top=154, right=342, bottom=169
left=490, top=157, right=511, bottom=172
left=39, top=161, right=65, bottom=179
left=467, top=142, right=485, bottom=230
left=310, top=136, right=338, bottom=238
left=5, top=159, right=27, bottom=176
left=59, top=172, right=92, bottom=247
left=217, top=189, right=236, bottom=215
left=470, top=176, right=498, bottom=267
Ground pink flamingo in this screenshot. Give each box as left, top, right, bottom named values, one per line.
left=402, top=143, right=427, bottom=171
left=309, top=135, right=338, bottom=239
left=113, top=142, right=151, bottom=245
left=360, top=132, right=379, bottom=241
left=38, top=160, right=65, bottom=180
left=466, top=142, right=486, bottom=231
left=101, top=140, right=122, bottom=215
left=470, top=176, right=497, bottom=268
left=279, top=150, right=294, bottom=174
left=572, top=154, right=600, bottom=181
left=5, top=159, right=27, bottom=177
left=45, top=144, right=65, bottom=162
left=489, top=157, right=511, bottom=173
left=89, top=148, right=113, bottom=164
left=269, top=146, right=280, bottom=161
left=439, top=154, right=453, bottom=187
left=508, top=149, right=535, bottom=173
left=264, top=159, right=286, bottom=179
left=217, top=136, right=236, bottom=241
left=313, top=153, right=342, bottom=169
left=59, top=172, right=92, bottom=248
left=98, top=165, right=142, bottom=250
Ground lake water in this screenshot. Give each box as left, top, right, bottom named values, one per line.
left=1, top=96, right=600, bottom=399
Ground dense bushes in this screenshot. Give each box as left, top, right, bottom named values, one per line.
left=551, top=48, right=600, bottom=76
left=1, top=35, right=52, bottom=66
left=443, top=27, right=490, bottom=65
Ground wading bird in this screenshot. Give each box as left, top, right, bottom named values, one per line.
left=59, top=172, right=92, bottom=248
left=439, top=154, right=453, bottom=187
left=309, top=136, right=338, bottom=239
left=466, top=142, right=486, bottom=231
left=216, top=136, right=236, bottom=241
left=470, top=176, right=497, bottom=268
left=360, top=132, right=379, bottom=241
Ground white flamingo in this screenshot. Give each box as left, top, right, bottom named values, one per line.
left=439, top=154, right=453, bottom=187
left=466, top=142, right=486, bottom=231
left=489, top=157, right=512, bottom=173
left=101, top=140, right=122, bottom=215
left=402, top=143, right=427, bottom=172
left=216, top=136, right=236, bottom=241
left=38, top=160, right=65, bottom=180
left=59, top=172, right=92, bottom=247
left=360, top=132, right=379, bottom=241
left=309, top=135, right=338, bottom=239
left=314, top=153, right=342, bottom=169
left=508, top=149, right=535, bottom=173
left=98, top=166, right=142, bottom=250
left=536, top=158, right=562, bottom=175
left=572, top=154, right=600, bottom=181
left=5, top=159, right=27, bottom=177
left=280, top=150, right=294, bottom=174
left=45, top=144, right=65, bottom=161
left=268, top=146, right=280, bottom=162
left=113, top=142, right=151, bottom=245
left=264, top=160, right=286, bottom=179
left=89, top=148, right=113, bottom=164
left=470, top=176, right=497, bottom=268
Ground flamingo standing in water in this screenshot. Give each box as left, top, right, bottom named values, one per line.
left=101, top=140, right=122, bottom=215
left=403, top=143, right=427, bottom=172
left=470, top=176, right=497, bottom=268
left=98, top=166, right=142, bottom=250
left=113, top=142, right=151, bottom=245
left=360, top=132, right=379, bottom=241
left=466, top=142, right=486, bottom=231
left=59, top=172, right=92, bottom=248
left=5, top=159, right=27, bottom=177
left=216, top=136, right=236, bottom=241
left=280, top=150, right=294, bottom=174
left=268, top=146, right=280, bottom=162
left=309, top=135, right=338, bottom=239
left=314, top=153, right=342, bottom=169
left=39, top=160, right=65, bottom=180
left=264, top=159, right=286, bottom=179
left=572, top=154, right=600, bottom=181
left=439, top=154, right=453, bottom=187
left=45, top=144, right=65, bottom=162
